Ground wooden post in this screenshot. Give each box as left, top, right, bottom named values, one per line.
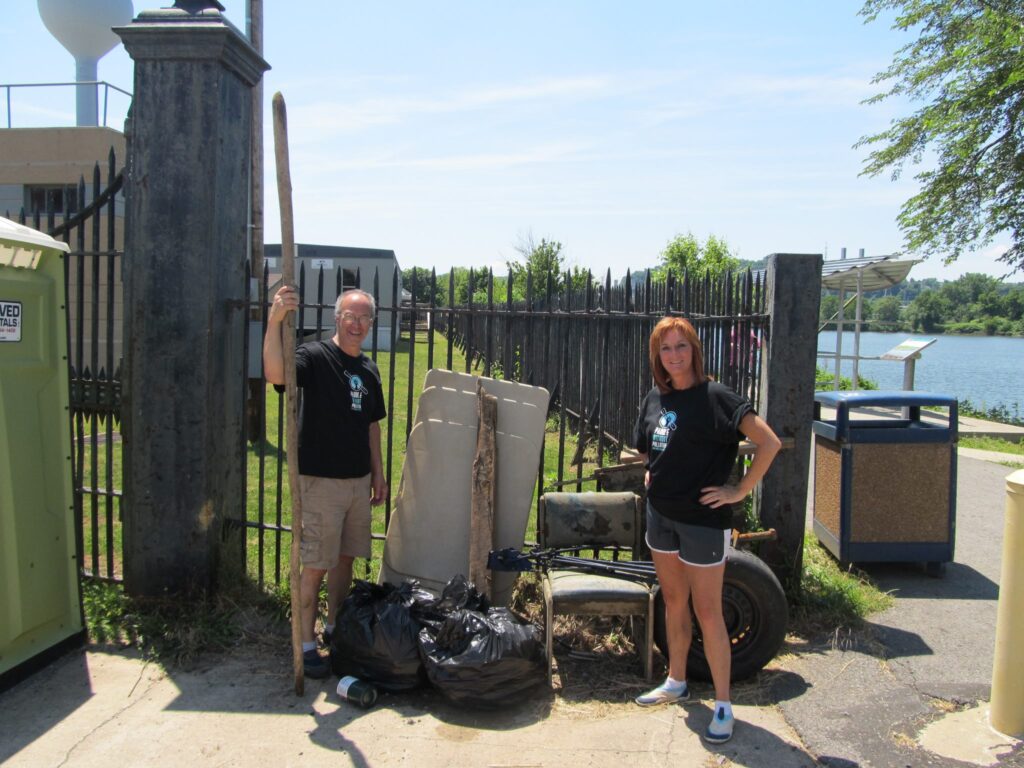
left=470, top=382, right=498, bottom=597
left=757, top=253, right=823, bottom=595
left=272, top=92, right=304, bottom=695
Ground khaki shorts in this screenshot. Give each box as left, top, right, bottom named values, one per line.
left=299, top=474, right=372, bottom=569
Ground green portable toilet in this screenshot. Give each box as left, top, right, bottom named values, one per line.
left=0, top=216, right=83, bottom=688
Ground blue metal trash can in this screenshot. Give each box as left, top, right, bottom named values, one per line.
left=812, top=390, right=957, bottom=574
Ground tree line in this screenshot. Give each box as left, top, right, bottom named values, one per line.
left=821, top=272, right=1024, bottom=336
left=402, top=231, right=1024, bottom=338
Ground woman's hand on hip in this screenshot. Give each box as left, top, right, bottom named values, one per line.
left=700, top=484, right=746, bottom=508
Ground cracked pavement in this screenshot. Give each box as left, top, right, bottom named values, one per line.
left=1, top=454, right=1022, bottom=767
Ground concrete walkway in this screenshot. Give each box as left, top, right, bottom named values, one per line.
left=2, top=422, right=1023, bottom=766
left=0, top=643, right=818, bottom=767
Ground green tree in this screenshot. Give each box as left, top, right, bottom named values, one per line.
left=661, top=232, right=741, bottom=278
left=565, top=265, right=595, bottom=294
left=1004, top=287, right=1024, bottom=321
left=402, top=266, right=446, bottom=307
left=940, top=272, right=1001, bottom=308
left=449, top=266, right=495, bottom=305
left=820, top=294, right=840, bottom=325
left=508, top=233, right=566, bottom=298
left=905, top=290, right=948, bottom=332
left=857, top=1, right=1024, bottom=274
left=873, top=295, right=903, bottom=325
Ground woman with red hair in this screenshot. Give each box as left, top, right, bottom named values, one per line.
left=632, top=316, right=780, bottom=745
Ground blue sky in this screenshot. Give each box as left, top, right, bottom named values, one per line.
left=2, top=1, right=1015, bottom=281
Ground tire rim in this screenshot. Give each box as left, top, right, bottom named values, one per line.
left=693, top=581, right=760, bottom=656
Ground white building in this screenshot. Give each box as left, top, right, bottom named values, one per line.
left=263, top=243, right=403, bottom=351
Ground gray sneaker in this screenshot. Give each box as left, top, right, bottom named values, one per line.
left=635, top=681, right=690, bottom=706
left=703, top=705, right=735, bottom=744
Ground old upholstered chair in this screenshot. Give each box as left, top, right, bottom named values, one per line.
left=538, top=491, right=654, bottom=684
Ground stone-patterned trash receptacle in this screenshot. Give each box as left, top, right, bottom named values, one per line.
left=812, top=390, right=957, bottom=577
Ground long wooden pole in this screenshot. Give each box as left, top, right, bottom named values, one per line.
left=272, top=91, right=304, bottom=695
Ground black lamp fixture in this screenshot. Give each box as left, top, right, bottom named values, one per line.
left=172, top=1, right=226, bottom=12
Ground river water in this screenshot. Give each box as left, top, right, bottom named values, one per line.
left=817, top=330, right=1024, bottom=417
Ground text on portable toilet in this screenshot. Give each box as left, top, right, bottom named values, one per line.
left=0, top=300, right=22, bottom=342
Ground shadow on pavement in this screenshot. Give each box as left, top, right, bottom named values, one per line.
left=861, top=561, right=998, bottom=601
left=755, top=669, right=812, bottom=704
left=861, top=623, right=933, bottom=660
left=379, top=687, right=554, bottom=729
left=816, top=758, right=862, bottom=767
left=680, top=704, right=819, bottom=767
left=307, top=708, right=372, bottom=767
left=0, top=649, right=93, bottom=765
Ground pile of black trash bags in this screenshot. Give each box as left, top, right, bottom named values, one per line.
left=329, top=575, right=545, bottom=708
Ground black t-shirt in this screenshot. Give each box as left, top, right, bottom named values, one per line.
left=292, top=341, right=386, bottom=479
left=632, top=381, right=753, bottom=529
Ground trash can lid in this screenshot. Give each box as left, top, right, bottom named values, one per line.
left=814, top=390, right=957, bottom=409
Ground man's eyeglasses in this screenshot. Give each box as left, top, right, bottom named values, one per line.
left=340, top=311, right=374, bottom=326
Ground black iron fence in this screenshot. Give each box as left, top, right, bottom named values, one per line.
left=20, top=163, right=766, bottom=587
left=15, top=148, right=124, bottom=582
left=242, top=262, right=767, bottom=587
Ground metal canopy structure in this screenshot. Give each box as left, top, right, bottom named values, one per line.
left=822, top=253, right=919, bottom=292
left=819, top=253, right=921, bottom=390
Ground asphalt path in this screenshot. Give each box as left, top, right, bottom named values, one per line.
left=779, top=454, right=1024, bottom=767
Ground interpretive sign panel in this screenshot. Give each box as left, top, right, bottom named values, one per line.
left=880, top=337, right=936, bottom=361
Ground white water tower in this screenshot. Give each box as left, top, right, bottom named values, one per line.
left=37, top=0, right=134, bottom=127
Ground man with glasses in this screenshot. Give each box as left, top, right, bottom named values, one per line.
left=263, top=286, right=388, bottom=679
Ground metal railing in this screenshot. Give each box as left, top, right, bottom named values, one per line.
left=2, top=81, right=132, bottom=129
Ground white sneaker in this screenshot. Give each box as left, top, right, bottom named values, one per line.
left=704, top=705, right=735, bottom=743
left=635, top=681, right=690, bottom=706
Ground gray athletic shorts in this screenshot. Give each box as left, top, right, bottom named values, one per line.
left=645, top=501, right=730, bottom=567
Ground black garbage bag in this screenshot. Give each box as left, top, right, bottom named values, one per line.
left=418, top=607, right=546, bottom=708
left=330, top=579, right=435, bottom=692
left=414, top=574, right=491, bottom=629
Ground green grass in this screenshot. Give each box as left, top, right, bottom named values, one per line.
left=790, top=533, right=894, bottom=636
left=75, top=420, right=123, bottom=580
left=815, top=365, right=878, bottom=391
left=81, top=577, right=289, bottom=666
left=960, top=435, right=1024, bottom=456
left=959, top=436, right=1024, bottom=469
left=82, top=330, right=606, bottom=589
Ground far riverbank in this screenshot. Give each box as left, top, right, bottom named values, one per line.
left=817, top=330, right=1023, bottom=417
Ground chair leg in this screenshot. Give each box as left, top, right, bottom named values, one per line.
left=542, top=578, right=554, bottom=687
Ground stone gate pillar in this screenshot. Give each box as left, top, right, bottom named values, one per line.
left=116, top=3, right=268, bottom=596
left=758, top=253, right=822, bottom=594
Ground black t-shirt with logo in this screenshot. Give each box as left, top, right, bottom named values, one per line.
left=632, top=381, right=753, bottom=529
left=293, top=340, right=386, bottom=479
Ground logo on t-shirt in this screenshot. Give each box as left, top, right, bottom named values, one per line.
left=345, top=371, right=368, bottom=412
left=651, top=409, right=677, bottom=453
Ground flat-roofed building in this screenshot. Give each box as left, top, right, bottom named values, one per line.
left=263, top=242, right=402, bottom=351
